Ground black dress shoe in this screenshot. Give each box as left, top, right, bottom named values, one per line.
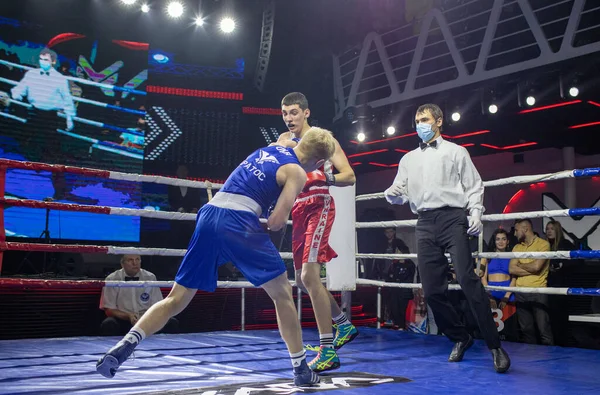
left=491, top=348, right=511, bottom=373
left=448, top=335, right=474, bottom=362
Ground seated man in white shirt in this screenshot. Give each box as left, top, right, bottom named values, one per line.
left=384, top=103, right=509, bottom=373
left=100, top=254, right=179, bottom=336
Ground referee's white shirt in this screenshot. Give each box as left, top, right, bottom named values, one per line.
left=384, top=136, right=484, bottom=216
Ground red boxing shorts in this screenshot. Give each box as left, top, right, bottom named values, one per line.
left=291, top=194, right=338, bottom=270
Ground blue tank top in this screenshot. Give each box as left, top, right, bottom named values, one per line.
left=487, top=258, right=510, bottom=276
left=220, top=145, right=300, bottom=214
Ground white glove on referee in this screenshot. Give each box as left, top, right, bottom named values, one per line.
left=387, top=183, right=406, bottom=197
left=384, top=183, right=408, bottom=205
left=467, top=209, right=483, bottom=236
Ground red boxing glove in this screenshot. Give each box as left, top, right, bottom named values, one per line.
left=306, top=170, right=327, bottom=184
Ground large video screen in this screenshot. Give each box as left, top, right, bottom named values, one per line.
left=0, top=17, right=147, bottom=241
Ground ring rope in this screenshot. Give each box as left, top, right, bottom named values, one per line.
left=56, top=112, right=142, bottom=135
left=0, top=198, right=197, bottom=221
left=0, top=241, right=294, bottom=259
left=7, top=98, right=32, bottom=109
left=0, top=73, right=145, bottom=116
left=355, top=279, right=600, bottom=296
left=1, top=241, right=594, bottom=262
left=0, top=277, right=597, bottom=297
left=4, top=159, right=599, bottom=200
left=0, top=76, right=17, bottom=86
left=0, top=196, right=589, bottom=229
left=355, top=167, right=600, bottom=202
left=72, top=96, right=146, bottom=116
left=0, top=159, right=222, bottom=189
left=0, top=278, right=257, bottom=289
left=355, top=208, right=600, bottom=228
left=0, top=59, right=146, bottom=96
left=356, top=250, right=600, bottom=260
left=0, top=111, right=27, bottom=123
left=57, top=129, right=143, bottom=160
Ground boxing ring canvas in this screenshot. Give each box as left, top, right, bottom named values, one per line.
left=1, top=328, right=599, bottom=395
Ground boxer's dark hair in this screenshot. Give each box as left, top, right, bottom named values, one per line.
left=282, top=92, right=309, bottom=110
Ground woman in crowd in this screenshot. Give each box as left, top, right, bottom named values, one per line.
left=481, top=229, right=515, bottom=310
left=545, top=220, right=576, bottom=346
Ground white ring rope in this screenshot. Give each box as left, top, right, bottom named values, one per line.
left=356, top=251, right=580, bottom=260
left=0, top=59, right=143, bottom=95
left=78, top=279, right=589, bottom=297
left=356, top=279, right=573, bottom=295
left=355, top=169, right=589, bottom=202
left=108, top=171, right=223, bottom=189
left=104, top=280, right=257, bottom=288
left=105, top=246, right=294, bottom=259
left=355, top=209, right=597, bottom=229
left=5, top=198, right=582, bottom=228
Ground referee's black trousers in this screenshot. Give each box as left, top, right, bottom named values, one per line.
left=416, top=207, right=501, bottom=349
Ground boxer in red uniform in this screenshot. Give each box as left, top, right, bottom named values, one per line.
left=275, top=92, right=358, bottom=372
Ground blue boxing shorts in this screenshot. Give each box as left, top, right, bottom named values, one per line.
left=175, top=204, right=287, bottom=292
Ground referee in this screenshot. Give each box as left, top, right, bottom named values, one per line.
left=384, top=103, right=510, bottom=373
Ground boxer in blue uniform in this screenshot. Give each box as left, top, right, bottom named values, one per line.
left=96, top=127, right=337, bottom=387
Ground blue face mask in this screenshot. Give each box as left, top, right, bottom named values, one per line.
left=416, top=122, right=436, bottom=142
left=39, top=59, right=52, bottom=71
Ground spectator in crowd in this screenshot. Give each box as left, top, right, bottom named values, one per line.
left=482, top=228, right=515, bottom=310
left=545, top=220, right=576, bottom=346
left=546, top=220, right=576, bottom=275
left=384, top=241, right=416, bottom=330
left=100, top=254, right=179, bottom=336
left=509, top=219, right=553, bottom=345
left=374, top=227, right=409, bottom=280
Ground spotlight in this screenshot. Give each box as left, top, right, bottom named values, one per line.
left=195, top=16, right=205, bottom=26
left=167, top=1, right=184, bottom=18
left=488, top=104, right=498, bottom=114
left=152, top=53, right=170, bottom=63
left=357, top=132, right=366, bottom=142
left=220, top=17, right=235, bottom=33
left=121, top=0, right=137, bottom=5
left=141, top=4, right=149, bottom=13
left=386, top=126, right=396, bottom=136
left=526, top=96, right=536, bottom=106
left=451, top=112, right=461, bottom=122
left=569, top=87, right=579, bottom=97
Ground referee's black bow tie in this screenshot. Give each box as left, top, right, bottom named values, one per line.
left=40, top=71, right=50, bottom=76
left=420, top=140, right=437, bottom=150
left=125, top=276, right=139, bottom=281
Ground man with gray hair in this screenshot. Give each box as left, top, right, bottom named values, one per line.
left=100, top=254, right=179, bottom=336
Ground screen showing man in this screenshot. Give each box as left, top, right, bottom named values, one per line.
left=0, top=19, right=147, bottom=241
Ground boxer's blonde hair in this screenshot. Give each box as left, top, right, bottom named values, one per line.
left=297, top=127, right=336, bottom=162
